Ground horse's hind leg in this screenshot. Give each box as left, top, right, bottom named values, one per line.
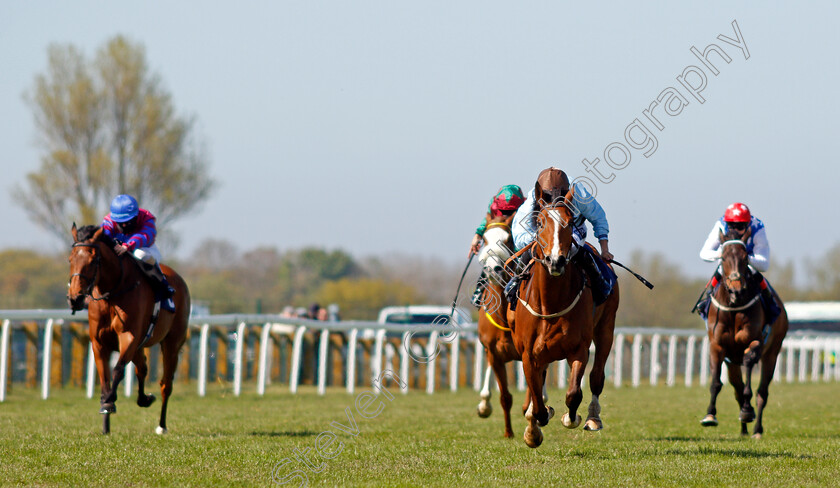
left=132, top=348, right=156, bottom=408
left=157, top=335, right=185, bottom=435
left=490, top=356, right=514, bottom=438
left=726, top=362, right=749, bottom=435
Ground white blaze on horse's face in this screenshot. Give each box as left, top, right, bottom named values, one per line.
left=479, top=227, right=513, bottom=284
left=548, top=210, right=562, bottom=262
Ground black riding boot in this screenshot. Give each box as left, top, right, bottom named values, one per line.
left=471, top=271, right=487, bottom=308
left=504, top=248, right=532, bottom=311
left=139, top=261, right=175, bottom=312
left=692, top=270, right=721, bottom=315
left=578, top=251, right=608, bottom=305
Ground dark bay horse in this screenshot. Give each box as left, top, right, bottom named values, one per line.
left=511, top=187, right=619, bottom=448
left=67, top=224, right=190, bottom=434
left=701, top=227, right=788, bottom=438
left=475, top=213, right=531, bottom=438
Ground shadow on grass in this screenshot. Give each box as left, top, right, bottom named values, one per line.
left=249, top=430, right=321, bottom=437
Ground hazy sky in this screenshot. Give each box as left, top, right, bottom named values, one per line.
left=2, top=2, right=838, bottom=280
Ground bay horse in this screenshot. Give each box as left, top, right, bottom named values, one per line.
left=700, top=226, right=788, bottom=438
left=67, top=224, right=190, bottom=435
left=474, top=213, right=538, bottom=438
left=511, top=186, right=619, bottom=448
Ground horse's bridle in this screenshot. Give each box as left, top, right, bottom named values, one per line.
left=717, top=239, right=759, bottom=310
left=69, top=241, right=127, bottom=301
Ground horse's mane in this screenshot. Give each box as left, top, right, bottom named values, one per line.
left=76, top=225, right=118, bottom=248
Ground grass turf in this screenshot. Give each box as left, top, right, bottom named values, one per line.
left=1, top=380, right=839, bottom=487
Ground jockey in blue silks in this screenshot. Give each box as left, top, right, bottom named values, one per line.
left=505, top=167, right=616, bottom=310
left=694, top=202, right=780, bottom=325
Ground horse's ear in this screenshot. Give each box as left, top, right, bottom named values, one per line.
left=71, top=223, right=78, bottom=242
left=741, top=225, right=752, bottom=243
left=534, top=181, right=544, bottom=207
left=564, top=185, right=576, bottom=207
left=92, top=227, right=104, bottom=242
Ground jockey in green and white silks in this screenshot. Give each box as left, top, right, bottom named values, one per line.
left=468, top=185, right=526, bottom=308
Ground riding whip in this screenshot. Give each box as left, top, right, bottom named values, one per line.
left=607, top=258, right=654, bottom=289
left=449, top=252, right=476, bottom=322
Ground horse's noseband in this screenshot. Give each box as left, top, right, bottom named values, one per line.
left=70, top=242, right=101, bottom=297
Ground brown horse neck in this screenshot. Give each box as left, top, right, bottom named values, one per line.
left=93, top=243, right=137, bottom=298
left=527, top=259, right=585, bottom=308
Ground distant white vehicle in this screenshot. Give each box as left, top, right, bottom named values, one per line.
left=377, top=305, right=473, bottom=327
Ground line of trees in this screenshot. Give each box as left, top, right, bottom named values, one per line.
left=2, top=242, right=839, bottom=325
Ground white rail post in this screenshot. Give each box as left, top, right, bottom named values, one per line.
left=700, top=335, right=710, bottom=386
left=685, top=335, right=696, bottom=387
left=86, top=342, right=96, bottom=398
left=347, top=329, right=359, bottom=394
left=399, top=331, right=410, bottom=394
left=449, top=333, right=460, bottom=392
left=631, top=334, right=643, bottom=388
left=811, top=342, right=821, bottom=382
left=317, top=329, right=330, bottom=395
left=798, top=342, right=808, bottom=383
left=289, top=326, right=307, bottom=394
left=373, top=329, right=387, bottom=386
left=473, top=336, right=484, bottom=391
left=649, top=334, right=661, bottom=386
left=823, top=339, right=832, bottom=382
left=557, top=359, right=567, bottom=389
left=666, top=335, right=677, bottom=387
left=41, top=319, right=55, bottom=400
left=834, top=339, right=840, bottom=382
left=786, top=342, right=795, bottom=383
left=613, top=333, right=624, bottom=388
left=233, top=322, right=246, bottom=396
left=0, top=319, right=10, bottom=402
left=426, top=331, right=439, bottom=394
left=197, top=323, right=210, bottom=397
left=124, top=361, right=135, bottom=398
left=257, top=322, right=272, bottom=395
left=516, top=361, right=526, bottom=391
left=773, top=346, right=782, bottom=383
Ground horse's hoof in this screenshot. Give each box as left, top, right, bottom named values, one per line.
left=524, top=424, right=543, bottom=448
left=751, top=433, right=762, bottom=440
left=137, top=394, right=156, bottom=408
left=561, top=413, right=582, bottom=429
left=739, top=409, right=755, bottom=423
left=584, top=418, right=603, bottom=431
left=100, top=403, right=116, bottom=414
left=547, top=406, right=555, bottom=420
left=155, top=426, right=168, bottom=435
left=700, top=414, right=718, bottom=427
left=477, top=401, right=493, bottom=418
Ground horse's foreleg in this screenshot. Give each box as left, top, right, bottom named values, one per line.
left=702, top=346, right=724, bottom=427
left=562, top=351, right=587, bottom=430
left=725, top=362, right=750, bottom=434
left=521, top=352, right=546, bottom=448
left=104, top=333, right=140, bottom=409
left=477, top=361, right=494, bottom=418
left=132, top=348, right=156, bottom=408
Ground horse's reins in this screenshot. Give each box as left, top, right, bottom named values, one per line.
left=714, top=239, right=760, bottom=312
left=70, top=242, right=138, bottom=302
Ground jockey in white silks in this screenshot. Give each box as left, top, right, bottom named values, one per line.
left=693, top=202, right=780, bottom=324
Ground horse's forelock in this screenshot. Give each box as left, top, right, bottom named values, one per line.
left=76, top=225, right=100, bottom=242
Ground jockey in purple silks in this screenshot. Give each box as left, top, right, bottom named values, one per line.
left=102, top=194, right=175, bottom=312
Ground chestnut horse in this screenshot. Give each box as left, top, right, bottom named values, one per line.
left=511, top=187, right=619, bottom=448
left=700, top=227, right=788, bottom=438
left=67, top=224, right=190, bottom=435
left=475, top=213, right=536, bottom=438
